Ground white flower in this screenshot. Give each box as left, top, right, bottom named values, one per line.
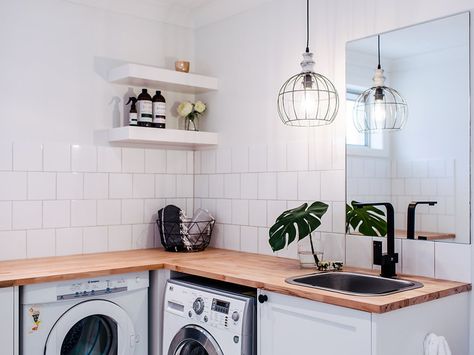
left=177, top=101, right=193, bottom=117
left=194, top=101, right=206, bottom=114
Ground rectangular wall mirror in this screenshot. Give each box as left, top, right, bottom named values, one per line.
left=345, top=12, right=470, bottom=244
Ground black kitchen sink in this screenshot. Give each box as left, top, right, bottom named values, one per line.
left=286, top=272, right=423, bottom=296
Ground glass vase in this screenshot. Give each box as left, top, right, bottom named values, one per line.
left=297, top=234, right=324, bottom=268
left=185, top=117, right=199, bottom=131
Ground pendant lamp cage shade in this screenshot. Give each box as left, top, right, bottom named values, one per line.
left=353, top=35, right=408, bottom=132
left=277, top=0, right=339, bottom=127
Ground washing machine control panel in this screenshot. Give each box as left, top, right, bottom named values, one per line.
left=165, top=282, right=250, bottom=333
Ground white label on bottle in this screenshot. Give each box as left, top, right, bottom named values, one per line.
left=156, top=116, right=166, bottom=124
left=153, top=102, right=166, bottom=116
left=138, top=100, right=153, bottom=123
left=129, top=112, right=138, bottom=125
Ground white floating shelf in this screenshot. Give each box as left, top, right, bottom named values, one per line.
left=108, top=126, right=218, bottom=148
left=108, top=63, right=218, bottom=94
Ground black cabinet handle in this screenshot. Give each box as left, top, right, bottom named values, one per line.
left=258, top=294, right=268, bottom=303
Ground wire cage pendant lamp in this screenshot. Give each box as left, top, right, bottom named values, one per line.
left=353, top=35, right=408, bottom=132
left=277, top=0, right=339, bottom=127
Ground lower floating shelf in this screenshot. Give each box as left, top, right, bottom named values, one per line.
left=108, top=126, right=218, bottom=148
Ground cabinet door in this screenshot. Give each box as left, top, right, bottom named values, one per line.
left=0, top=287, right=18, bottom=355
left=258, top=290, right=371, bottom=355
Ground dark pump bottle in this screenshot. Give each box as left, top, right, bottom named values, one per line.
left=137, top=89, right=153, bottom=127
left=152, top=90, right=166, bottom=128
left=126, top=97, right=138, bottom=126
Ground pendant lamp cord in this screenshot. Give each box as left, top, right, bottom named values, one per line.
left=377, top=35, right=381, bottom=69
left=305, top=0, right=310, bottom=53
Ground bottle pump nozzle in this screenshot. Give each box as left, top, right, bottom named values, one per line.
left=126, top=97, right=137, bottom=108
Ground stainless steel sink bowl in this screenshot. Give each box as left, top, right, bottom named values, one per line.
left=286, top=272, right=423, bottom=296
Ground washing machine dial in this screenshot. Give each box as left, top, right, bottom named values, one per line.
left=231, top=311, right=240, bottom=322
left=193, top=297, right=205, bottom=315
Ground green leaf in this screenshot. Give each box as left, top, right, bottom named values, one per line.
left=268, top=201, right=329, bottom=252
left=346, top=201, right=387, bottom=237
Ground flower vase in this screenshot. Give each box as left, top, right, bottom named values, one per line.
left=185, top=117, right=199, bottom=131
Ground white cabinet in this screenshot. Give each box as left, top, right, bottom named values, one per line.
left=258, top=290, right=372, bottom=355
left=0, top=287, right=19, bottom=355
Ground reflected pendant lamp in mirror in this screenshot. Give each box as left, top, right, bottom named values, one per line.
left=277, top=0, right=339, bottom=127
left=353, top=35, right=408, bottom=132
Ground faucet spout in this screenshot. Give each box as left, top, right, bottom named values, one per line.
left=406, top=201, right=438, bottom=239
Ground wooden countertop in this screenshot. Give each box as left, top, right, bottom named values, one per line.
left=395, top=229, right=455, bottom=240
left=0, top=248, right=469, bottom=314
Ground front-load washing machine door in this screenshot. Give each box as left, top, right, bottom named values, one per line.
left=168, top=325, right=224, bottom=355
left=45, top=300, right=136, bottom=355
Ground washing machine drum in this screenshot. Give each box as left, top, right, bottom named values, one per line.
left=45, top=300, right=136, bottom=355
left=168, top=325, right=224, bottom=355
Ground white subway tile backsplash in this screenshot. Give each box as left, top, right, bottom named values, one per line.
left=241, top=173, right=258, bottom=199
left=28, top=172, right=56, bottom=200
left=57, top=173, right=83, bottom=200
left=200, top=150, right=216, bottom=174
left=12, top=201, right=42, bottom=230
left=56, top=228, right=83, bottom=256
left=71, top=200, right=97, bottom=227
left=428, top=160, right=446, bottom=177
left=240, top=226, right=258, bottom=253
left=224, top=174, right=240, bottom=199
left=231, top=200, right=248, bottom=225
left=133, top=174, right=155, bottom=199
left=122, top=199, right=144, bottom=224
left=0, top=231, right=27, bottom=260
left=144, top=199, right=165, bottom=223
left=216, top=149, right=231, bottom=173
left=0, top=142, right=12, bottom=171
left=248, top=200, right=267, bottom=227
left=258, top=173, right=276, bottom=200
left=155, top=174, right=177, bottom=198
left=84, top=173, right=108, bottom=199
left=287, top=141, right=308, bottom=171
left=435, top=243, right=471, bottom=282
left=223, top=224, right=240, bottom=251
left=108, top=225, right=132, bottom=251
left=109, top=174, right=133, bottom=199
left=232, top=146, right=249, bottom=173
left=0, top=172, right=27, bottom=200
left=27, top=229, right=55, bottom=258
left=176, top=175, right=193, bottom=198
left=277, top=172, right=297, bottom=200
left=187, top=151, right=194, bottom=174
left=402, top=239, right=435, bottom=277
left=209, top=174, right=224, bottom=198
left=122, top=148, right=145, bottom=173
left=97, top=200, right=121, bottom=226
left=267, top=143, right=286, bottom=172
left=345, top=236, right=373, bottom=269
left=248, top=144, right=267, bottom=172
left=71, top=145, right=97, bottom=172
left=167, top=150, right=187, bottom=174
left=332, top=202, right=346, bottom=234
left=321, top=170, right=345, bottom=201
left=145, top=149, right=166, bottom=173
left=297, top=171, right=321, bottom=200
left=13, top=142, right=42, bottom=171
left=83, top=226, right=108, bottom=254
left=98, top=147, right=121, bottom=173
left=0, top=202, right=11, bottom=231
left=258, top=227, right=273, bottom=256
left=43, top=143, right=70, bottom=172
left=215, top=199, right=232, bottom=224
left=43, top=200, right=70, bottom=228
left=321, top=233, right=345, bottom=262
left=209, top=223, right=224, bottom=248
left=194, top=175, right=209, bottom=198
left=266, top=200, right=287, bottom=227
left=132, top=223, right=155, bottom=249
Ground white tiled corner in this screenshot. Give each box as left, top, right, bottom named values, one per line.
left=122, top=148, right=145, bottom=173
left=122, top=199, right=144, bottom=224
left=176, top=175, right=193, bottom=198
left=27, top=229, right=55, bottom=258
left=109, top=174, right=133, bottom=199
left=108, top=225, right=132, bottom=251
left=57, top=173, right=83, bottom=200
left=186, top=151, right=194, bottom=174
left=240, top=226, right=258, bottom=253
left=200, top=150, right=216, bottom=174
left=166, top=150, right=188, bottom=174
left=0, top=142, right=12, bottom=171
left=231, top=200, right=249, bottom=225
left=248, top=144, right=267, bottom=172
left=248, top=200, right=267, bottom=227
left=277, top=172, right=297, bottom=200
left=13, top=142, right=42, bottom=171
left=258, top=227, right=273, bottom=256
left=28, top=172, right=56, bottom=200
left=71, top=145, right=97, bottom=172
left=12, top=201, right=42, bottom=230
left=43, top=142, right=70, bottom=172
left=194, top=175, right=209, bottom=198
left=287, top=141, right=308, bottom=171
left=209, top=174, right=224, bottom=198
left=215, top=199, right=232, bottom=224
left=56, top=228, right=83, bottom=256
left=43, top=200, right=70, bottom=228
left=83, top=226, right=108, bottom=254
left=97, top=200, right=121, bottom=225
left=0, top=202, right=11, bottom=230
left=241, top=173, right=258, bottom=199
left=98, top=146, right=121, bottom=173
left=0, top=172, right=27, bottom=200
left=223, top=224, right=240, bottom=251
left=231, top=146, right=249, bottom=173
left=145, top=149, right=166, bottom=173
left=84, top=173, right=108, bottom=199
left=345, top=235, right=373, bottom=269
left=297, top=171, right=321, bottom=200
left=132, top=224, right=155, bottom=249
left=0, top=231, right=27, bottom=260
left=133, top=174, right=155, bottom=198
left=71, top=200, right=97, bottom=227
left=435, top=243, right=471, bottom=282
left=321, top=170, right=345, bottom=201
left=402, top=239, right=435, bottom=277
left=216, top=148, right=231, bottom=173
left=258, top=173, right=277, bottom=200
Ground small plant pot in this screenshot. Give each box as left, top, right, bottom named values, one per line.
left=298, top=250, right=324, bottom=268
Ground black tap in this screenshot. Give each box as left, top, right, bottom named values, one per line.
left=406, top=201, right=437, bottom=239
left=354, top=202, right=398, bottom=278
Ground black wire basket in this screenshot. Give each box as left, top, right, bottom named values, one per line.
left=157, top=218, right=215, bottom=252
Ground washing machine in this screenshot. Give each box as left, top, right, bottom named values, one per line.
left=163, top=277, right=256, bottom=355
left=21, top=271, right=149, bottom=355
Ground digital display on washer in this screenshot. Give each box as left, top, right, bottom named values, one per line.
left=211, top=298, right=230, bottom=314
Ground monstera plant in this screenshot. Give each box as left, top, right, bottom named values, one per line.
left=346, top=200, right=387, bottom=236
left=269, top=202, right=328, bottom=264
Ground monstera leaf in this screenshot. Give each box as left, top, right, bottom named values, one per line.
left=346, top=201, right=387, bottom=236
left=269, top=202, right=329, bottom=252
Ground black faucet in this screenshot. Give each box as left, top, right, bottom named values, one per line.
left=354, top=202, right=398, bottom=278
left=406, top=201, right=437, bottom=239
